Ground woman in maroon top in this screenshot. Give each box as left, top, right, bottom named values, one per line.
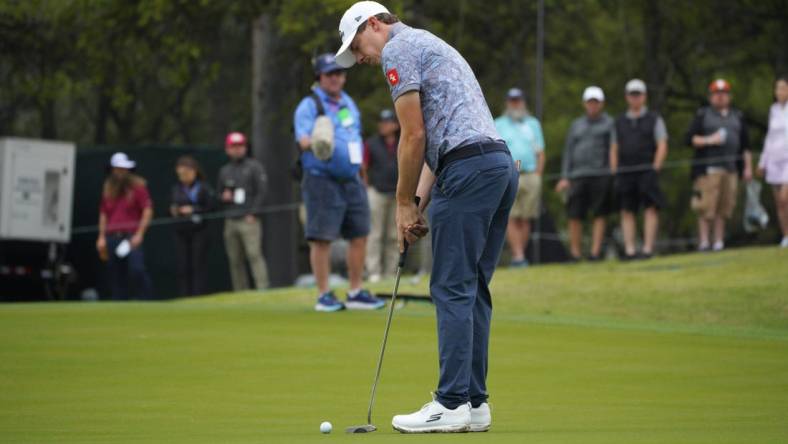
left=95, top=152, right=154, bottom=300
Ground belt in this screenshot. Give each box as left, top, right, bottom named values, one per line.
left=435, top=141, right=509, bottom=176
left=107, top=232, right=133, bottom=238
left=307, top=171, right=358, bottom=184
left=331, top=175, right=359, bottom=185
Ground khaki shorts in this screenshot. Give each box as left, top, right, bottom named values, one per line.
left=691, top=171, right=739, bottom=219
left=509, top=172, right=542, bottom=219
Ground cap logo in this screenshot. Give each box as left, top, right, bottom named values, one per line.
left=355, top=15, right=362, bottom=22
left=339, top=30, right=345, bottom=39
left=386, top=68, right=399, bottom=86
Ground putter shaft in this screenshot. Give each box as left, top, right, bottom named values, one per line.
left=366, top=263, right=404, bottom=425
left=359, top=196, right=419, bottom=430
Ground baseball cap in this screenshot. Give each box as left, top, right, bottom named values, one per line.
left=110, top=152, right=136, bottom=169
left=335, top=1, right=390, bottom=68
left=582, top=86, right=605, bottom=102
left=225, top=132, right=247, bottom=147
left=314, top=53, right=343, bottom=75
left=625, top=79, right=647, bottom=94
left=709, top=78, right=731, bottom=93
left=379, top=109, right=396, bottom=121
left=506, top=88, right=524, bottom=100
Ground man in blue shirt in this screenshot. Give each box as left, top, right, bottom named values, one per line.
left=293, top=53, right=384, bottom=312
left=336, top=1, right=518, bottom=433
left=495, top=88, right=545, bottom=267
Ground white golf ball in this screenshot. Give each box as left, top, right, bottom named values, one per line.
left=320, top=421, right=332, bottom=434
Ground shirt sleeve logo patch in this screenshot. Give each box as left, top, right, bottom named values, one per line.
left=386, top=68, right=399, bottom=86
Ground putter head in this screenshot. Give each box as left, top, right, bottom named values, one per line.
left=346, top=424, right=377, bottom=433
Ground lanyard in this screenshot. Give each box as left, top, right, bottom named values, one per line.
left=182, top=181, right=201, bottom=204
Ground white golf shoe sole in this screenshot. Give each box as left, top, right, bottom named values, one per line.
left=392, top=422, right=470, bottom=433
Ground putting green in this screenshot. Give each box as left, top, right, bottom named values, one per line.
left=1, top=247, right=787, bottom=443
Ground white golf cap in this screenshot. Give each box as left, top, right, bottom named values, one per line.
left=582, top=86, right=605, bottom=102
left=335, top=1, right=390, bottom=68
left=625, top=78, right=647, bottom=94
left=110, top=152, right=135, bottom=169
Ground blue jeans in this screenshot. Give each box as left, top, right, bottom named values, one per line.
left=106, top=234, right=154, bottom=300
left=428, top=150, right=518, bottom=409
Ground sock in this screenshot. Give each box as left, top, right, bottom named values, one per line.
left=348, top=288, right=362, bottom=298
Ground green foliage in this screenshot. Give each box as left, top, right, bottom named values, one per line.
left=2, top=0, right=787, bottom=242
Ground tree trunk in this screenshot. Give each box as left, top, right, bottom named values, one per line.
left=643, top=0, right=666, bottom=111
left=40, top=99, right=57, bottom=139
left=95, top=90, right=110, bottom=145
left=251, top=13, right=298, bottom=287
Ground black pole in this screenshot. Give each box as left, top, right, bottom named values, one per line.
left=534, top=0, right=544, bottom=264
left=535, top=0, right=545, bottom=121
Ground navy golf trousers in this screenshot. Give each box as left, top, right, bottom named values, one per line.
left=428, top=148, right=518, bottom=409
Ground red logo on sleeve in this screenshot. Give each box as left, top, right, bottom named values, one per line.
left=386, top=68, right=399, bottom=86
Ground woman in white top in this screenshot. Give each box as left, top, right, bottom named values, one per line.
left=758, top=75, right=788, bottom=247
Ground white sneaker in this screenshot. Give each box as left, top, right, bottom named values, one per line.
left=780, top=237, right=788, bottom=248
left=470, top=402, right=491, bottom=432
left=392, top=396, right=471, bottom=433
left=712, top=241, right=724, bottom=252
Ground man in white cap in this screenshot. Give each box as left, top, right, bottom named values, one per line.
left=335, top=1, right=518, bottom=433
left=614, top=79, right=669, bottom=260
left=555, top=86, right=618, bottom=261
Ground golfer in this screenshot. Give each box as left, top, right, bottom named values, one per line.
left=336, top=1, right=517, bottom=433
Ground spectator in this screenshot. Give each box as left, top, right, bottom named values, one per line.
left=757, top=75, right=788, bottom=248
left=293, top=53, right=383, bottom=312
left=613, top=79, right=669, bottom=260
left=218, top=132, right=270, bottom=291
left=96, top=152, right=154, bottom=300
left=685, top=79, right=753, bottom=252
left=364, top=109, right=400, bottom=282
left=556, top=86, right=618, bottom=261
left=170, top=155, right=215, bottom=296
left=495, top=88, right=545, bottom=267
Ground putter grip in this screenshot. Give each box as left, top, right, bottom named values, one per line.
left=399, top=196, right=421, bottom=267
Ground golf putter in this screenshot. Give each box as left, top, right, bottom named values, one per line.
left=347, top=197, right=420, bottom=434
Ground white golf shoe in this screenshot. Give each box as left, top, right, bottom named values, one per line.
left=392, top=396, right=471, bottom=433
left=470, top=402, right=491, bottom=432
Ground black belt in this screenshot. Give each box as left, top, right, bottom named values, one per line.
left=435, top=141, right=509, bottom=176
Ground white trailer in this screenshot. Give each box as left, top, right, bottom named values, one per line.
left=0, top=137, right=76, bottom=300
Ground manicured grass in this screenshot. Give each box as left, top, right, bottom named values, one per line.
left=1, top=247, right=787, bottom=443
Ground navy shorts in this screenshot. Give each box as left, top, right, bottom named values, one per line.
left=302, top=173, right=370, bottom=241
left=616, top=169, right=665, bottom=212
